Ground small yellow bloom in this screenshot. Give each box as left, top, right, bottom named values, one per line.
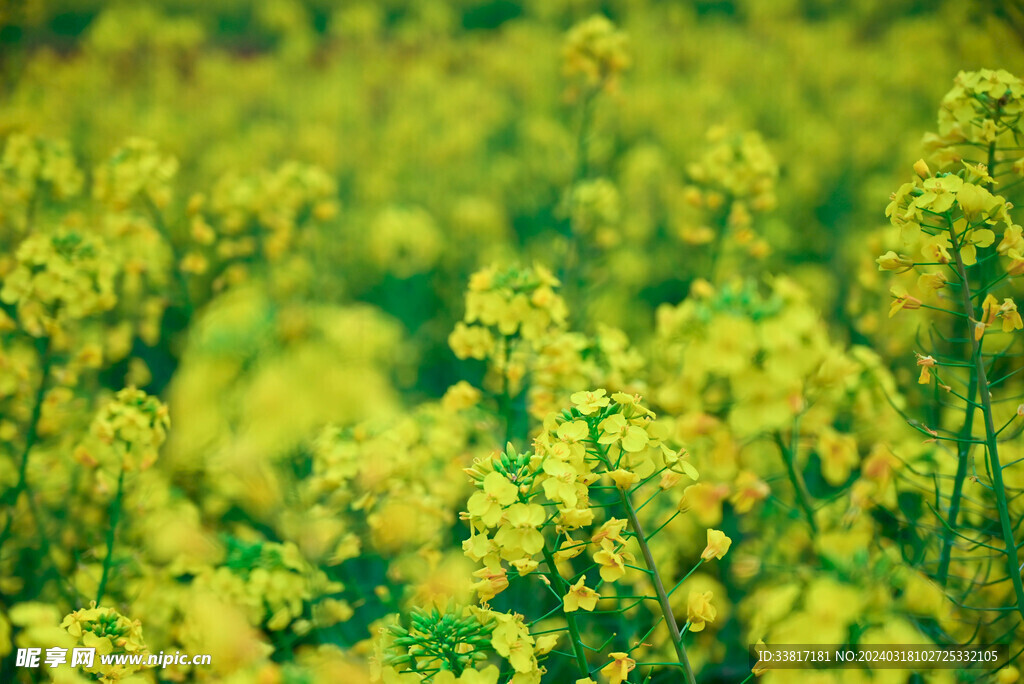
left=442, top=381, right=481, bottom=411
left=751, top=639, right=770, bottom=676
left=472, top=564, right=508, bottom=603
left=687, top=590, right=716, bottom=632
left=524, top=636, right=555, bottom=660
left=570, top=389, right=609, bottom=415
left=701, top=529, right=732, bottom=561
left=999, top=298, right=1023, bottom=332
left=467, top=472, right=519, bottom=527
left=598, top=413, right=650, bottom=452
left=875, top=250, right=913, bottom=272
left=543, top=458, right=581, bottom=508
left=729, top=470, right=769, bottom=514
left=962, top=160, right=995, bottom=185
left=608, top=468, right=640, bottom=489
left=591, top=518, right=629, bottom=548
left=917, top=271, right=948, bottom=291
left=493, top=503, right=546, bottom=556
left=563, top=575, right=600, bottom=612
left=600, top=652, right=636, bottom=684
left=983, top=293, right=1001, bottom=325
left=818, top=429, right=860, bottom=486
left=1008, top=248, right=1024, bottom=276
left=916, top=354, right=935, bottom=384
left=557, top=506, right=595, bottom=529
left=678, top=482, right=730, bottom=526
left=491, top=612, right=538, bottom=674
left=920, top=234, right=952, bottom=264
left=449, top=322, right=495, bottom=360
left=554, top=534, right=586, bottom=561
left=557, top=419, right=589, bottom=443
left=888, top=288, right=922, bottom=318
left=593, top=546, right=634, bottom=583
left=1000, top=224, right=1024, bottom=254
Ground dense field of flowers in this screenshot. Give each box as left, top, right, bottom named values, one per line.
left=3, top=1, right=1024, bottom=682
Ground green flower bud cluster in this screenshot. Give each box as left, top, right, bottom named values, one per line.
left=385, top=607, right=495, bottom=677
left=687, top=278, right=784, bottom=324
left=62, top=603, right=147, bottom=681
left=198, top=535, right=341, bottom=632
left=465, top=442, right=539, bottom=494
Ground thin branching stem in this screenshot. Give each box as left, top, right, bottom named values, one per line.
left=0, top=339, right=51, bottom=552
left=541, top=544, right=591, bottom=677
left=946, top=212, right=1024, bottom=623
left=773, top=420, right=817, bottom=535
left=95, top=467, right=126, bottom=605
left=618, top=487, right=696, bottom=684
left=937, top=368, right=977, bottom=585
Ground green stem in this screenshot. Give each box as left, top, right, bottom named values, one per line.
left=618, top=488, right=696, bottom=684
left=978, top=134, right=999, bottom=288
left=95, top=467, right=126, bottom=605
left=540, top=544, right=590, bottom=677
left=142, top=192, right=194, bottom=314
left=563, top=88, right=598, bottom=323
left=0, top=339, right=51, bottom=551
left=706, top=201, right=733, bottom=286
left=24, top=185, right=40, bottom=234
left=574, top=88, right=597, bottom=183
left=946, top=214, right=1024, bottom=624
left=937, top=369, right=976, bottom=587
left=774, top=420, right=816, bottom=535
left=668, top=559, right=704, bottom=598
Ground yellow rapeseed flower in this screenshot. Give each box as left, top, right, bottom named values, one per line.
left=701, top=529, right=733, bottom=561
left=687, top=590, right=716, bottom=632
left=600, top=652, right=636, bottom=684
left=563, top=576, right=600, bottom=612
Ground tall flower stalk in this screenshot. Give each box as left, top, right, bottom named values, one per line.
left=380, top=391, right=722, bottom=683
left=880, top=67, right=1024, bottom=627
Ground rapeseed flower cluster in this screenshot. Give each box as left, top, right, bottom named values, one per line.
left=62, top=603, right=148, bottom=682
left=1, top=231, right=118, bottom=340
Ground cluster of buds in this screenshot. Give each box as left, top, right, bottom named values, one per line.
left=675, top=127, right=777, bottom=257
left=384, top=607, right=496, bottom=675
left=93, top=138, right=178, bottom=210
left=0, top=230, right=118, bottom=339
left=932, top=68, right=1024, bottom=147
left=562, top=15, right=630, bottom=100
left=74, top=387, right=169, bottom=478
left=61, top=603, right=147, bottom=681
left=0, top=133, right=83, bottom=209
left=449, top=263, right=568, bottom=394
